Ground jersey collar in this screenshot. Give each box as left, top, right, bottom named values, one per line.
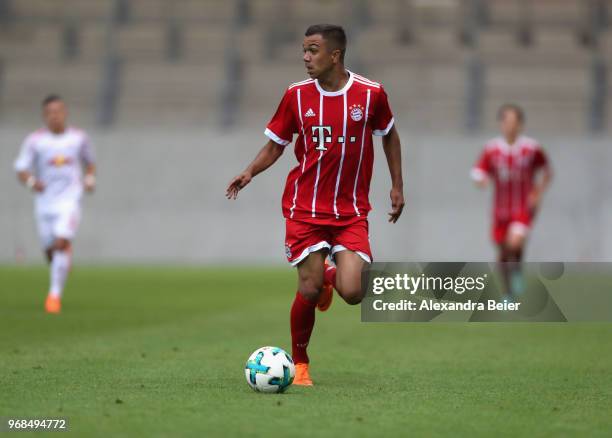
left=498, top=135, right=524, bottom=154
left=315, top=70, right=354, bottom=96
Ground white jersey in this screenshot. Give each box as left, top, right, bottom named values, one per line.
left=14, top=126, right=95, bottom=212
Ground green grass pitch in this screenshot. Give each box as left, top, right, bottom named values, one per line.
left=1, top=266, right=611, bottom=437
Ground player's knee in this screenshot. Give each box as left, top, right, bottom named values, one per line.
left=506, top=226, right=527, bottom=250
left=506, top=237, right=523, bottom=253
left=335, top=270, right=365, bottom=305
left=54, top=239, right=71, bottom=251
left=339, top=287, right=364, bottom=305
left=342, top=292, right=363, bottom=305
left=297, top=287, right=319, bottom=302
left=508, top=248, right=523, bottom=263
left=297, top=277, right=323, bottom=301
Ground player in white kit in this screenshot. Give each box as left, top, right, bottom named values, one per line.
left=13, top=95, right=96, bottom=313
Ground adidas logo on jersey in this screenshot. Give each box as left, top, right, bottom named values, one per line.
left=304, top=108, right=316, bottom=117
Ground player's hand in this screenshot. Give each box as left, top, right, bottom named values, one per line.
left=226, top=171, right=253, bottom=200
left=475, top=178, right=488, bottom=189
left=84, top=174, right=96, bottom=193
left=388, top=187, right=404, bottom=223
left=527, top=189, right=541, bottom=210
left=32, top=180, right=45, bottom=193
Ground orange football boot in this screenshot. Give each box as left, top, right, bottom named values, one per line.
left=45, top=295, right=61, bottom=314
left=294, top=363, right=313, bottom=386
left=317, top=263, right=334, bottom=312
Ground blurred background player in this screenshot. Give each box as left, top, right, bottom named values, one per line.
left=13, top=95, right=96, bottom=313
left=226, top=24, right=404, bottom=385
left=471, top=104, right=552, bottom=299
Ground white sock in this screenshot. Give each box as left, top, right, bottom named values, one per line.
left=49, top=250, right=70, bottom=298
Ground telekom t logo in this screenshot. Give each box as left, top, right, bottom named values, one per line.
left=311, top=125, right=357, bottom=151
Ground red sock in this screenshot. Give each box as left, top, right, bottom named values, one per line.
left=290, top=291, right=316, bottom=364
left=324, top=265, right=337, bottom=288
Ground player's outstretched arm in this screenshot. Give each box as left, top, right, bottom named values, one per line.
left=474, top=177, right=488, bottom=189
left=84, top=164, right=96, bottom=193
left=528, top=165, right=553, bottom=210
left=382, top=125, right=405, bottom=223
left=471, top=171, right=489, bottom=189
left=471, top=151, right=489, bottom=189
left=226, top=140, right=285, bottom=200
left=17, top=170, right=45, bottom=192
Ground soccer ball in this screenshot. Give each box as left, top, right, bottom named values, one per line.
left=244, top=346, right=295, bottom=393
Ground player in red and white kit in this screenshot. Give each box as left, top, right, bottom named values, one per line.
left=14, top=95, right=96, bottom=314
left=471, top=104, right=552, bottom=298
left=226, top=24, right=404, bottom=385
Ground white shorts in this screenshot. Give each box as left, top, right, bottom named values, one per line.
left=36, top=204, right=81, bottom=249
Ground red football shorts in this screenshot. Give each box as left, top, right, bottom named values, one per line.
left=492, top=213, right=532, bottom=245
left=284, top=218, right=372, bottom=266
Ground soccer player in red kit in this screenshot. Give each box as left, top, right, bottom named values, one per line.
left=226, top=24, right=404, bottom=385
left=471, top=104, right=552, bottom=298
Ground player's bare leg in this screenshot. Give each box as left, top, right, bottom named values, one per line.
left=296, top=250, right=327, bottom=302
left=500, top=228, right=527, bottom=300
left=317, top=261, right=335, bottom=311
left=45, top=237, right=72, bottom=314
left=291, top=250, right=327, bottom=385
left=498, top=245, right=511, bottom=298
left=334, top=250, right=366, bottom=305
left=506, top=228, right=526, bottom=298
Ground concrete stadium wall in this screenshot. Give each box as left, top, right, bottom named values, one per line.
left=1, top=124, right=611, bottom=264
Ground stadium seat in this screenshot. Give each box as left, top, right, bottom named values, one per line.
left=408, top=0, right=461, bottom=27
left=248, top=0, right=283, bottom=24
left=486, top=0, right=584, bottom=29
left=530, top=0, right=584, bottom=27
left=181, top=25, right=230, bottom=62
left=175, top=0, right=235, bottom=21
left=241, top=62, right=306, bottom=112
left=1, top=61, right=99, bottom=126
left=599, top=31, right=612, bottom=60
left=239, top=61, right=316, bottom=128
left=355, top=25, right=464, bottom=65
left=486, top=64, right=588, bottom=100
left=235, top=26, right=267, bottom=62
left=0, top=23, right=62, bottom=62
left=482, top=99, right=589, bottom=133
left=365, top=0, right=400, bottom=25
left=483, top=63, right=589, bottom=132
left=485, top=0, right=523, bottom=26
left=534, top=29, right=581, bottom=54
left=10, top=0, right=113, bottom=20
left=122, top=0, right=235, bottom=22
left=124, top=0, right=168, bottom=21
left=290, top=0, right=348, bottom=26
left=116, top=25, right=167, bottom=61
left=116, top=62, right=224, bottom=125
left=79, top=25, right=111, bottom=61
left=479, top=29, right=589, bottom=65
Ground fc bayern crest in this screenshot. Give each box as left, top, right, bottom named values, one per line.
left=349, top=104, right=364, bottom=122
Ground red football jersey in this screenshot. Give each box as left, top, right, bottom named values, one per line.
left=265, top=71, right=394, bottom=225
left=471, top=136, right=549, bottom=221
